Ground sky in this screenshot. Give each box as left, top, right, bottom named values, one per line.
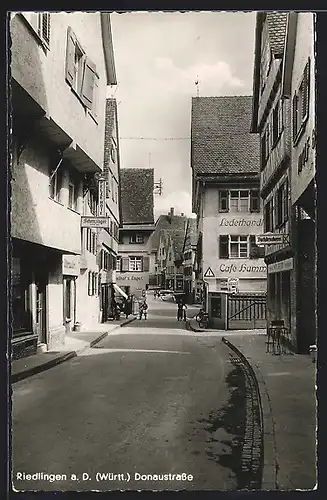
left=108, top=11, right=257, bottom=220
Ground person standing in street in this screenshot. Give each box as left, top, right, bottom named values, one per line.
left=182, top=302, right=188, bottom=321
left=177, top=301, right=183, bottom=321
left=124, top=295, right=133, bottom=319
left=139, top=300, right=148, bottom=320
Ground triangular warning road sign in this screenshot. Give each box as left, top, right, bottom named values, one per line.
left=204, top=267, right=215, bottom=278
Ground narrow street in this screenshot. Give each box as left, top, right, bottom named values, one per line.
left=12, top=294, right=247, bottom=491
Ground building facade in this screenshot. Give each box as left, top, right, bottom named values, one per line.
left=162, top=230, right=185, bottom=292
left=282, top=12, right=316, bottom=352
left=11, top=12, right=116, bottom=357
left=148, top=208, right=188, bottom=287
left=182, top=218, right=200, bottom=303
left=191, top=96, right=266, bottom=327
left=116, top=169, right=155, bottom=298
left=251, top=12, right=303, bottom=349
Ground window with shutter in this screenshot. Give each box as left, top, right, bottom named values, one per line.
left=219, top=235, right=229, bottom=259
left=293, top=58, right=311, bottom=144
left=38, top=13, right=50, bottom=46
left=292, top=93, right=298, bottom=142
left=250, top=190, right=260, bottom=212
left=80, top=57, right=97, bottom=110
left=219, top=190, right=229, bottom=212
left=65, top=27, right=78, bottom=87
left=249, top=235, right=265, bottom=259
left=143, top=257, right=150, bottom=272
left=121, top=257, right=129, bottom=272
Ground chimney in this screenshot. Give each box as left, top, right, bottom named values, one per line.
left=170, top=207, right=174, bottom=216
left=181, top=212, right=184, bottom=216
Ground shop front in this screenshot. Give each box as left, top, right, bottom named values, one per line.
left=11, top=239, right=59, bottom=359
left=62, top=255, right=79, bottom=333
left=267, top=257, right=293, bottom=335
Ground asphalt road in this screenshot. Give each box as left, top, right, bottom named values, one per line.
left=12, top=294, right=247, bottom=491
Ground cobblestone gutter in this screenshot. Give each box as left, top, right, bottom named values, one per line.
left=222, top=337, right=264, bottom=490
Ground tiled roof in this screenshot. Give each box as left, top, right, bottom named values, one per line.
left=103, top=98, right=116, bottom=167
left=149, top=214, right=188, bottom=251
left=120, top=168, right=154, bottom=224
left=185, top=218, right=197, bottom=247
left=191, top=96, right=260, bottom=176
left=266, top=12, right=288, bottom=57
left=167, top=230, right=185, bottom=260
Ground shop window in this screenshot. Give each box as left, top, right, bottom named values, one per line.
left=129, top=257, right=142, bottom=272
left=11, top=257, right=32, bottom=335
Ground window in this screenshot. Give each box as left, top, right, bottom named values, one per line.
left=250, top=190, right=260, bottom=212
left=88, top=191, right=98, bottom=216
left=261, top=123, right=270, bottom=166
left=129, top=234, right=144, bottom=244
left=116, top=257, right=121, bottom=272
left=21, top=12, right=51, bottom=48
left=218, top=190, right=260, bottom=213
left=230, top=235, right=249, bottom=258
left=293, top=59, right=310, bottom=143
left=68, top=171, right=79, bottom=211
left=88, top=272, right=98, bottom=296
left=272, top=99, right=284, bottom=146
left=129, top=257, right=142, bottom=272
left=49, top=168, right=62, bottom=202
left=275, top=179, right=289, bottom=227
left=88, top=271, right=92, bottom=296
left=260, top=25, right=272, bottom=93
left=85, top=229, right=97, bottom=255
left=230, top=190, right=250, bottom=212
left=219, top=190, right=229, bottom=212
left=264, top=198, right=274, bottom=232
left=219, top=235, right=249, bottom=258
left=65, top=27, right=99, bottom=111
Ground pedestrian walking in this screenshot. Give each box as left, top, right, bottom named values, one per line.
left=182, top=302, right=187, bottom=321
left=139, top=300, right=148, bottom=320
left=124, top=295, right=133, bottom=319
left=177, top=301, right=183, bottom=321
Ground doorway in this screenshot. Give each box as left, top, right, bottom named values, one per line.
left=35, top=271, right=47, bottom=344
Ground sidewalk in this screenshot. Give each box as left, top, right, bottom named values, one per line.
left=11, top=316, right=136, bottom=383
left=187, top=318, right=317, bottom=491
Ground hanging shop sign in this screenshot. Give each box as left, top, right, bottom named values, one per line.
left=255, top=234, right=289, bottom=246
left=62, top=255, right=80, bottom=276
left=98, top=178, right=106, bottom=217
left=267, top=258, right=293, bottom=274
left=81, top=216, right=110, bottom=228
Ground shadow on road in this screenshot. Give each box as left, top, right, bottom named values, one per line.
left=198, top=355, right=247, bottom=489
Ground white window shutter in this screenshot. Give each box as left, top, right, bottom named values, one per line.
left=81, top=57, right=97, bottom=109
left=65, top=27, right=76, bottom=87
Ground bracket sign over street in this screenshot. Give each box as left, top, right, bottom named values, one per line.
left=255, top=233, right=290, bottom=246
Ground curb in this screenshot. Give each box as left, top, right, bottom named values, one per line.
left=221, top=336, right=277, bottom=491
left=12, top=317, right=137, bottom=383
left=11, top=351, right=77, bottom=384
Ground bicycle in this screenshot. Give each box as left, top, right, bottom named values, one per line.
left=198, top=313, right=209, bottom=329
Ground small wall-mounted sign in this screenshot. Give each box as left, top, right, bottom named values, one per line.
left=81, top=216, right=110, bottom=228
left=204, top=267, right=215, bottom=278
left=255, top=234, right=289, bottom=246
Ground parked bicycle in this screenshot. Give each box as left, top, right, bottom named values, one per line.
left=196, top=308, right=209, bottom=329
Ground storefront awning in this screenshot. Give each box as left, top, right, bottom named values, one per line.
left=113, top=283, right=128, bottom=300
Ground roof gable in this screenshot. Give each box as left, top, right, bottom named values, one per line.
left=120, top=168, right=154, bottom=224
left=191, top=96, right=260, bottom=176
left=149, top=214, right=188, bottom=251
